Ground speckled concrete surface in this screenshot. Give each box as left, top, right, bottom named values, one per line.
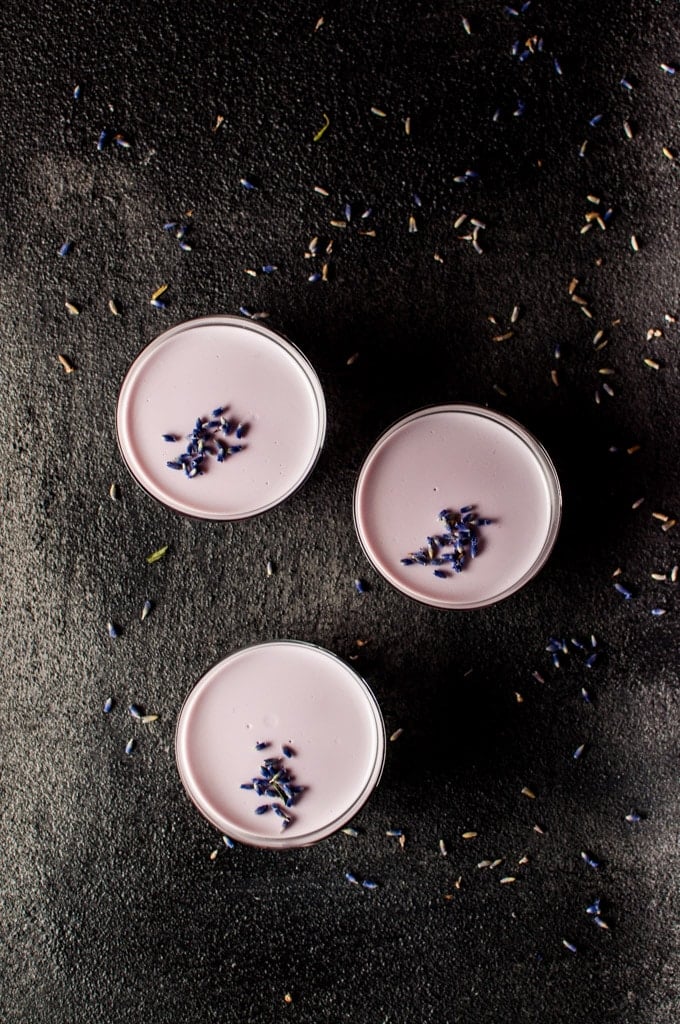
left=0, top=2, right=678, bottom=1021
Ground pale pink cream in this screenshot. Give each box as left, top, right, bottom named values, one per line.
left=116, top=317, right=326, bottom=519
left=354, top=405, right=561, bottom=608
left=175, top=642, right=386, bottom=848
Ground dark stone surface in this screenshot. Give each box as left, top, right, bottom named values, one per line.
left=0, top=1, right=678, bottom=1021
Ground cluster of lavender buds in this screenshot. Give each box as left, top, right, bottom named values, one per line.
left=401, top=506, right=493, bottom=578
left=164, top=405, right=248, bottom=478
left=240, top=743, right=304, bottom=830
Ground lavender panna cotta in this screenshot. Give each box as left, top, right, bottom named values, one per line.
left=116, top=316, right=326, bottom=520
left=175, top=641, right=386, bottom=849
left=354, top=404, right=561, bottom=609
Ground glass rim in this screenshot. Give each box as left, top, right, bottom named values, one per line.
left=174, top=639, right=387, bottom=849
left=353, top=403, right=562, bottom=610
left=115, top=314, right=327, bottom=522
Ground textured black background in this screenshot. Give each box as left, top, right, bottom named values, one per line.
left=1, top=1, right=679, bottom=1022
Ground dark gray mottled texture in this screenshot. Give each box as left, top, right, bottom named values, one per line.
left=0, top=1, right=678, bottom=1021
